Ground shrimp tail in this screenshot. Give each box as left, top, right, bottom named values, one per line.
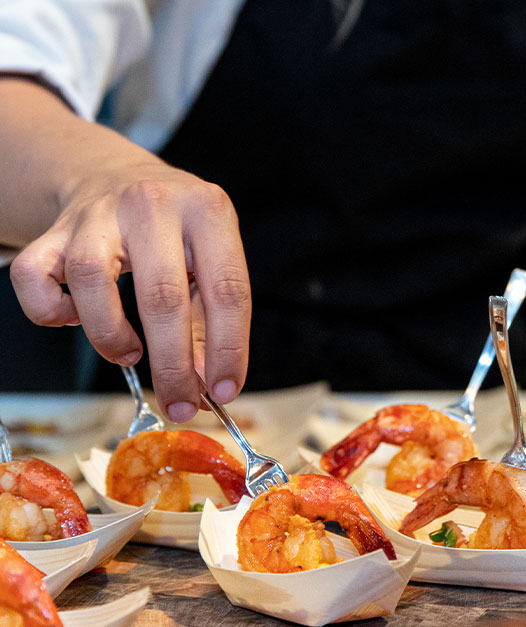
left=19, top=458, right=92, bottom=538
left=212, top=467, right=248, bottom=504
left=345, top=512, right=397, bottom=560
left=320, top=418, right=382, bottom=479
left=398, top=478, right=457, bottom=536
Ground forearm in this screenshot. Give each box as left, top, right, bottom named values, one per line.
left=0, top=77, right=156, bottom=247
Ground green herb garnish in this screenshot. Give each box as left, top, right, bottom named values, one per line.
left=189, top=503, right=204, bottom=512
left=429, top=522, right=457, bottom=547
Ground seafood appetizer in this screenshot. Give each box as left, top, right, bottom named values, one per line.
left=0, top=457, right=92, bottom=541
left=237, top=473, right=396, bottom=573
left=399, top=459, right=526, bottom=549
left=106, top=430, right=248, bottom=511
left=321, top=404, right=479, bottom=496
left=0, top=537, right=62, bottom=626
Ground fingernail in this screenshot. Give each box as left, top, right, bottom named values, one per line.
left=119, top=350, right=141, bottom=366
left=167, top=402, right=197, bottom=423
left=213, top=379, right=237, bottom=404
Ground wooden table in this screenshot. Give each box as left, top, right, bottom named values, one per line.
left=56, top=542, right=526, bottom=627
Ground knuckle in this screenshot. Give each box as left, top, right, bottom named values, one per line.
left=141, top=276, right=188, bottom=317
left=154, top=363, right=194, bottom=389
left=65, top=256, right=107, bottom=286
left=188, top=182, right=235, bottom=221
left=88, top=326, right=122, bottom=351
left=124, top=180, right=169, bottom=216
left=9, top=255, right=39, bottom=287
left=209, top=270, right=251, bottom=309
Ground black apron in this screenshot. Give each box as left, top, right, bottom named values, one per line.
left=5, top=0, right=526, bottom=393
left=158, top=0, right=526, bottom=391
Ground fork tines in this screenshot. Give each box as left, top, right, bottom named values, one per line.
left=0, top=421, right=12, bottom=464
left=248, top=461, right=289, bottom=497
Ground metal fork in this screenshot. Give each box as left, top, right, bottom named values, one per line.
left=489, top=296, right=526, bottom=469
left=0, top=418, right=12, bottom=463
left=196, top=372, right=289, bottom=496
left=442, top=267, right=526, bottom=431
left=122, top=366, right=166, bottom=438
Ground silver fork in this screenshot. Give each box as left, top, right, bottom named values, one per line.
left=0, top=418, right=12, bottom=463
left=196, top=372, right=289, bottom=496
left=122, top=366, right=166, bottom=438
left=489, top=296, right=526, bottom=469
left=442, top=267, right=526, bottom=431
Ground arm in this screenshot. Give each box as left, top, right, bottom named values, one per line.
left=1, top=77, right=251, bottom=420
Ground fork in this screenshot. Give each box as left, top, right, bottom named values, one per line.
left=121, top=366, right=166, bottom=438
left=0, top=418, right=12, bottom=463
left=489, top=296, right=526, bottom=469
left=195, top=372, right=289, bottom=496
left=442, top=267, right=526, bottom=431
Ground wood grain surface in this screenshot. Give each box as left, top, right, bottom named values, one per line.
left=55, top=543, right=526, bottom=627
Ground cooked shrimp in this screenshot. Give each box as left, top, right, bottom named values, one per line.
left=237, top=473, right=396, bottom=572
left=0, top=458, right=91, bottom=539
left=0, top=537, right=63, bottom=626
left=321, top=404, right=479, bottom=496
left=106, top=430, right=248, bottom=510
left=0, top=493, right=57, bottom=542
left=399, top=459, right=526, bottom=549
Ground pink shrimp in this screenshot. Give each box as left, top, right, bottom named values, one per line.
left=399, top=459, right=526, bottom=549
left=0, top=537, right=62, bottom=626
left=0, top=458, right=91, bottom=539
left=237, top=473, right=396, bottom=572
left=321, top=404, right=478, bottom=496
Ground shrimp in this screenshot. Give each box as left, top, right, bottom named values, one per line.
left=399, top=459, right=526, bottom=549
left=237, top=473, right=396, bottom=572
left=0, top=458, right=92, bottom=540
left=320, top=404, right=479, bottom=496
left=106, top=430, right=248, bottom=510
left=0, top=537, right=63, bottom=626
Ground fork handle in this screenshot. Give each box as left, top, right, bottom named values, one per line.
left=463, top=268, right=526, bottom=402
left=490, top=296, right=526, bottom=451
left=195, top=372, right=256, bottom=460
left=121, top=365, right=144, bottom=408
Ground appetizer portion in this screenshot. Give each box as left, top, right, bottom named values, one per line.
left=237, top=473, right=396, bottom=573
left=399, top=458, right=526, bottom=549
left=0, top=537, right=63, bottom=626
left=106, top=430, right=248, bottom=511
left=0, top=458, right=92, bottom=541
left=321, top=404, right=478, bottom=496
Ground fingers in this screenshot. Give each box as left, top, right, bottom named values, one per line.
left=126, top=185, right=200, bottom=421
left=63, top=219, right=143, bottom=365
left=185, top=185, right=251, bottom=405
left=10, top=173, right=251, bottom=421
left=10, top=236, right=80, bottom=327
left=11, top=227, right=143, bottom=366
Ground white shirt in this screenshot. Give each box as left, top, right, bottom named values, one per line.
left=0, top=0, right=244, bottom=151
left=0, top=0, right=244, bottom=264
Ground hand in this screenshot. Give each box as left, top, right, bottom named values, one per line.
left=9, top=155, right=251, bottom=422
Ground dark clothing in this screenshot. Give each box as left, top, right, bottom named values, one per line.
left=157, top=0, right=526, bottom=390
left=3, top=0, right=526, bottom=392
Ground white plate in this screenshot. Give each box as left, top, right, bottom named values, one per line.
left=199, top=497, right=420, bottom=626
left=59, top=587, right=150, bottom=627
left=10, top=503, right=153, bottom=574
left=18, top=540, right=97, bottom=598
left=361, top=482, right=526, bottom=591
left=77, top=447, right=234, bottom=550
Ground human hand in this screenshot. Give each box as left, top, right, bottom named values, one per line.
left=10, top=158, right=251, bottom=422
